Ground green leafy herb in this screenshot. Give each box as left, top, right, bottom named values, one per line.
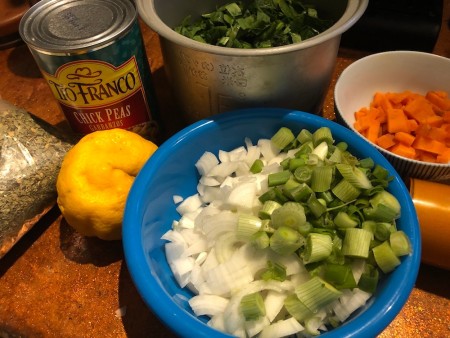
left=174, top=0, right=334, bottom=48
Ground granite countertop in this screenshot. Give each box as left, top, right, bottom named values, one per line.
left=0, top=2, right=449, bottom=337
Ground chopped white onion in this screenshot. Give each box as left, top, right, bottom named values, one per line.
left=165, top=134, right=374, bottom=337
left=189, top=294, right=230, bottom=317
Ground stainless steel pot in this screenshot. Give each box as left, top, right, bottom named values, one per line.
left=137, top=0, right=368, bottom=123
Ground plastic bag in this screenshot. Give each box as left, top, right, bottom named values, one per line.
left=0, top=100, right=74, bottom=258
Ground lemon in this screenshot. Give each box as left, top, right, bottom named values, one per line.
left=56, top=128, right=158, bottom=240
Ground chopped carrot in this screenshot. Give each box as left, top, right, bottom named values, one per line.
left=404, top=96, right=436, bottom=123
left=386, top=108, right=410, bottom=133
left=390, top=143, right=416, bottom=159
left=366, top=120, right=381, bottom=143
left=394, top=132, right=415, bottom=146
left=443, top=112, right=450, bottom=123
left=413, top=135, right=447, bottom=155
left=353, top=90, right=450, bottom=164
left=407, top=119, right=419, bottom=132
left=437, top=148, right=450, bottom=163
left=425, top=91, right=450, bottom=111
left=427, top=126, right=448, bottom=143
left=376, top=133, right=396, bottom=149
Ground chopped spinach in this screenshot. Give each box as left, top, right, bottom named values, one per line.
left=174, top=0, right=334, bottom=48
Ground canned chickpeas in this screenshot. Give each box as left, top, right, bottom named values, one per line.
left=19, top=0, right=159, bottom=141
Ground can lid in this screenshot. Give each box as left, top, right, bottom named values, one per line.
left=19, top=0, right=136, bottom=54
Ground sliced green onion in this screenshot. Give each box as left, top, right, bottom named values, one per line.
left=319, top=191, right=334, bottom=204
left=303, top=232, right=333, bottom=264
left=237, top=214, right=262, bottom=240
left=361, top=220, right=377, bottom=234
left=390, top=230, right=412, bottom=256
left=250, top=231, right=270, bottom=249
left=332, top=179, right=361, bottom=202
left=372, top=164, right=390, bottom=180
left=280, top=157, right=291, bottom=170
left=270, top=226, right=305, bottom=255
left=297, top=128, right=313, bottom=144
left=311, top=141, right=329, bottom=161
left=285, top=182, right=313, bottom=202
left=374, top=222, right=392, bottom=241
left=311, top=166, right=333, bottom=192
left=284, top=294, right=313, bottom=322
left=259, top=187, right=289, bottom=204
left=294, top=276, right=342, bottom=313
left=258, top=200, right=282, bottom=219
left=298, top=221, right=313, bottom=236
left=261, top=260, right=287, bottom=282
left=289, top=157, right=307, bottom=171
left=268, top=170, right=291, bottom=187
left=364, top=191, right=401, bottom=222
left=312, top=126, right=334, bottom=146
left=323, top=263, right=357, bottom=290
left=271, top=127, right=295, bottom=149
left=293, top=166, right=312, bottom=183
left=359, top=157, right=375, bottom=169
left=372, top=240, right=401, bottom=273
left=271, top=202, right=306, bottom=230
left=307, top=194, right=327, bottom=218
left=342, top=228, right=373, bottom=258
left=333, top=211, right=358, bottom=229
left=357, top=264, right=379, bottom=293
left=239, top=292, right=266, bottom=321
left=326, top=235, right=345, bottom=265
left=336, top=141, right=348, bottom=151
left=335, top=163, right=373, bottom=190
left=283, top=177, right=300, bottom=191
left=250, top=159, right=264, bottom=173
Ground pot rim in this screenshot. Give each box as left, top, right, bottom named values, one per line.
left=136, top=0, right=369, bottom=56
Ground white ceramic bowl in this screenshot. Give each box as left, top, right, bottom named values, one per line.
left=334, top=51, right=450, bottom=185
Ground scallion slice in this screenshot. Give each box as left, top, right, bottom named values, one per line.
left=312, top=126, right=334, bottom=146
left=342, top=228, right=373, bottom=258
left=250, top=159, right=264, bottom=173
left=239, top=292, right=266, bottom=321
left=294, top=166, right=312, bottom=184
left=285, top=182, right=313, bottom=202
left=389, top=230, right=412, bottom=256
left=259, top=200, right=282, bottom=219
left=271, top=202, right=306, bottom=230
left=357, top=264, right=379, bottom=293
left=334, top=211, right=358, bottom=229
left=332, top=179, right=361, bottom=202
left=261, top=261, right=287, bottom=282
left=237, top=214, right=262, bottom=240
left=303, top=232, right=333, bottom=264
left=284, top=294, right=313, bottom=322
left=294, top=276, right=342, bottom=313
left=271, top=127, right=295, bottom=150
left=250, top=231, right=270, bottom=249
left=270, top=226, right=305, bottom=255
left=335, top=163, right=372, bottom=190
left=311, top=166, right=333, bottom=192
left=297, top=129, right=313, bottom=144
left=364, top=191, right=401, bottom=222
left=372, top=241, right=401, bottom=273
left=268, top=170, right=291, bottom=187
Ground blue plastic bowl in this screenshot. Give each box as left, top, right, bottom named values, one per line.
left=123, top=108, right=421, bottom=338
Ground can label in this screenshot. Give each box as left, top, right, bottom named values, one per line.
left=42, top=57, right=150, bottom=134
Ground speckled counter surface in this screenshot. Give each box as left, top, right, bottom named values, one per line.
left=0, top=3, right=449, bottom=337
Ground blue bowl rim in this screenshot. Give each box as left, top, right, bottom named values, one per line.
left=123, top=107, right=421, bottom=338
